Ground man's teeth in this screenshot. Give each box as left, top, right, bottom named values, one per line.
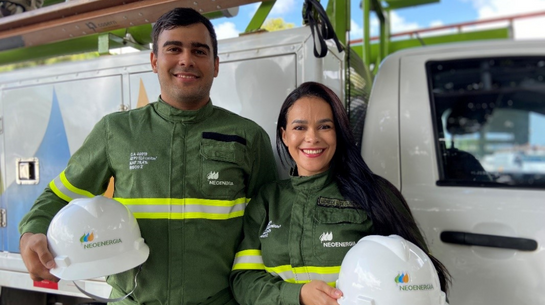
left=177, top=75, right=196, bottom=78
left=303, top=149, right=323, bottom=154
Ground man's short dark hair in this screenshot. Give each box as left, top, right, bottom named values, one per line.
left=152, top=7, right=218, bottom=58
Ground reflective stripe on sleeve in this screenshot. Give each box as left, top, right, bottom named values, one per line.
left=266, top=265, right=340, bottom=287
left=49, top=171, right=94, bottom=202
left=232, top=249, right=340, bottom=287
left=116, top=197, right=250, bottom=220
left=232, top=249, right=265, bottom=270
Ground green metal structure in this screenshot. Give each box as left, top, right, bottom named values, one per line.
left=245, top=0, right=277, bottom=33
left=0, top=0, right=511, bottom=72
left=351, top=28, right=511, bottom=71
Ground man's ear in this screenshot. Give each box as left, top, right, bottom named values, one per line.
left=150, top=52, right=158, bottom=73
left=214, top=56, right=219, bottom=77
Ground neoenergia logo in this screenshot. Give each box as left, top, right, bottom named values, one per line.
left=320, top=232, right=333, bottom=242
left=80, top=231, right=122, bottom=249
left=80, top=232, right=94, bottom=243
left=396, top=272, right=434, bottom=291
left=207, top=171, right=219, bottom=180
left=395, top=272, right=410, bottom=284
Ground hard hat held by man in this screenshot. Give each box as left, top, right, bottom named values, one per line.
left=47, top=196, right=149, bottom=302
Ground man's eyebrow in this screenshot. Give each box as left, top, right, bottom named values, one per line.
left=161, top=41, right=210, bottom=51
left=192, top=42, right=210, bottom=51
left=162, top=40, right=182, bottom=48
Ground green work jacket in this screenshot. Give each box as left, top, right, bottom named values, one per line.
left=19, top=99, right=278, bottom=305
left=230, top=170, right=424, bottom=305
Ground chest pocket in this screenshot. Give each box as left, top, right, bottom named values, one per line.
left=200, top=138, right=247, bottom=200
left=311, top=205, right=372, bottom=265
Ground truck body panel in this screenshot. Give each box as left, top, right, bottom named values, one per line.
left=364, top=40, right=545, bottom=305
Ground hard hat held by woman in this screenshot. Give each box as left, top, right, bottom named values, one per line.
left=47, top=195, right=149, bottom=279
left=337, top=235, right=448, bottom=305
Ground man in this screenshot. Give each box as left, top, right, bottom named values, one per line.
left=19, top=7, right=277, bottom=305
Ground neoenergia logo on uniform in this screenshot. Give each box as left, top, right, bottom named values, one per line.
left=80, top=231, right=122, bottom=249
left=319, top=232, right=356, bottom=248
left=320, top=232, right=333, bottom=242
left=207, top=171, right=234, bottom=185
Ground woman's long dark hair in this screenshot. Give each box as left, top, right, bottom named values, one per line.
left=276, top=81, right=451, bottom=293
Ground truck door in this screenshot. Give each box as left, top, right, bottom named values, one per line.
left=399, top=46, right=545, bottom=304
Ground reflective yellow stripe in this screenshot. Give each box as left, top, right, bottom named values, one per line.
left=50, top=171, right=93, bottom=202
left=232, top=249, right=265, bottom=270
left=233, top=263, right=266, bottom=270
left=235, top=249, right=262, bottom=258
left=115, top=197, right=250, bottom=220
left=117, top=197, right=249, bottom=206
left=265, top=265, right=340, bottom=286
left=48, top=172, right=249, bottom=220
left=49, top=180, right=71, bottom=202
left=267, top=264, right=294, bottom=273
left=59, top=171, right=94, bottom=197
left=292, top=266, right=340, bottom=274
left=131, top=210, right=245, bottom=220
left=232, top=250, right=339, bottom=286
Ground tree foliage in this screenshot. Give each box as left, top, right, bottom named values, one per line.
left=261, top=18, right=295, bottom=32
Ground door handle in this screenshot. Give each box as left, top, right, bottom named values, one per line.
left=440, top=231, right=538, bottom=251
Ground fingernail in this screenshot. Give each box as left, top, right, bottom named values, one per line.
left=45, top=261, right=55, bottom=269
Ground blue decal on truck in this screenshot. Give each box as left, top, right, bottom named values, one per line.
left=1, top=89, right=71, bottom=252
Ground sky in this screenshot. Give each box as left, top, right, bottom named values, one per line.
left=210, top=0, right=545, bottom=42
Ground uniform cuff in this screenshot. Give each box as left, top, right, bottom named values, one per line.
left=19, top=221, right=50, bottom=236
left=280, top=282, right=303, bottom=305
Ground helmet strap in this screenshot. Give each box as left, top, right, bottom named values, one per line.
left=73, top=264, right=142, bottom=303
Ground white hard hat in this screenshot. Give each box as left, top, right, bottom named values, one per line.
left=47, top=196, right=150, bottom=281
left=336, top=235, right=448, bottom=305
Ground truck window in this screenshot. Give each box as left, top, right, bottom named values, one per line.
left=427, top=57, right=545, bottom=188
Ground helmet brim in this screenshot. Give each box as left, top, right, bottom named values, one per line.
left=51, top=243, right=150, bottom=281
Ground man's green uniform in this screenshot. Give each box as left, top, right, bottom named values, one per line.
left=231, top=170, right=426, bottom=305
left=19, top=99, right=277, bottom=305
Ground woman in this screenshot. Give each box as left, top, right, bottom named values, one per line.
left=230, top=82, right=450, bottom=305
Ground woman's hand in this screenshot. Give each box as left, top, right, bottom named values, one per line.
left=300, top=280, right=343, bottom=305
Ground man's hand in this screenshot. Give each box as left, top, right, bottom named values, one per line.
left=300, top=280, right=343, bottom=305
left=19, top=233, right=59, bottom=282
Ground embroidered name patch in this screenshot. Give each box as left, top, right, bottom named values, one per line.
left=317, top=197, right=357, bottom=208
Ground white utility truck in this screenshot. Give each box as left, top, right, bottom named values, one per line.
left=0, top=25, right=544, bottom=305
left=363, top=39, right=545, bottom=305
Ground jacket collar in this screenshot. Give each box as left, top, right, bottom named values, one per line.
left=153, top=97, right=214, bottom=123
left=290, top=169, right=334, bottom=191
